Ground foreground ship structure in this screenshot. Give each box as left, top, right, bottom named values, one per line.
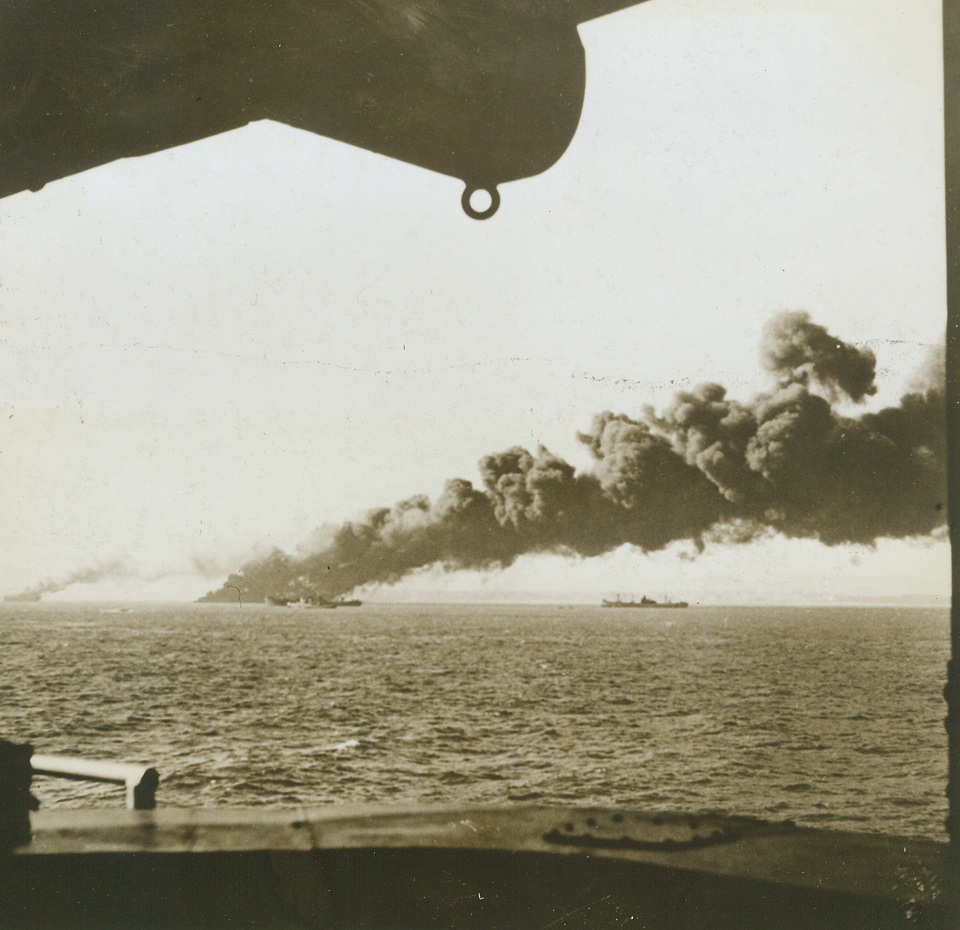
left=0, top=0, right=649, bottom=218
left=0, top=740, right=947, bottom=929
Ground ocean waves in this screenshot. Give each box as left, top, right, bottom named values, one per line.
left=0, top=602, right=948, bottom=839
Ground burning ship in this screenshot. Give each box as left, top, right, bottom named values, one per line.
left=265, top=594, right=337, bottom=609
left=265, top=591, right=362, bottom=608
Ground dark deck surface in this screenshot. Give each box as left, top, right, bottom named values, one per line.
left=3, top=804, right=947, bottom=928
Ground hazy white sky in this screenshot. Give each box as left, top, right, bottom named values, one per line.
left=0, top=0, right=948, bottom=602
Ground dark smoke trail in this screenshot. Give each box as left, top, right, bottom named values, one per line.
left=201, top=312, right=945, bottom=603
left=4, top=560, right=129, bottom=601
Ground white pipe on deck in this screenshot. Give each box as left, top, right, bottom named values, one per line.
left=30, top=755, right=159, bottom=810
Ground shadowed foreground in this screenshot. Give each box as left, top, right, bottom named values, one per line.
left=2, top=804, right=946, bottom=929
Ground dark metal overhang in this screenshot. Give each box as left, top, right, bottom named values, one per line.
left=0, top=0, right=649, bottom=216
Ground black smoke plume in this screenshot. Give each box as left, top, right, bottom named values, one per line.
left=201, top=312, right=945, bottom=603
left=4, top=560, right=129, bottom=602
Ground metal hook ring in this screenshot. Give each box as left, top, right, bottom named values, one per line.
left=461, top=185, right=500, bottom=220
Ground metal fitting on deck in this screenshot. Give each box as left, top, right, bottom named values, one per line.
left=0, top=741, right=38, bottom=850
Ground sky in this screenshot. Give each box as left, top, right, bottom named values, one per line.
left=0, top=0, right=949, bottom=603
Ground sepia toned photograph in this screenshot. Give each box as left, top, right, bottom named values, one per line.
left=0, top=0, right=954, bottom=926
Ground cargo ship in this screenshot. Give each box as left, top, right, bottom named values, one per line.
left=265, top=595, right=362, bottom=608
left=602, top=595, right=689, bottom=608
left=266, top=595, right=336, bottom=609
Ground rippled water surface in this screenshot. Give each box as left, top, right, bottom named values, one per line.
left=0, top=603, right=947, bottom=838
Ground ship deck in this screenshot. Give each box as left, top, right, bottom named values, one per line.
left=2, top=804, right=946, bottom=929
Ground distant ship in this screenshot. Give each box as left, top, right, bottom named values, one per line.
left=602, top=595, right=689, bottom=609
left=270, top=596, right=336, bottom=609
left=266, top=595, right=362, bottom=609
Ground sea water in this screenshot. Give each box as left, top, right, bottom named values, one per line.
left=0, top=602, right=947, bottom=839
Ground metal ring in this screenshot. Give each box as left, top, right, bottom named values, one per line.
left=461, top=185, right=500, bottom=220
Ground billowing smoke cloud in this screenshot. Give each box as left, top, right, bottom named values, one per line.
left=201, top=312, right=945, bottom=603
left=760, top=311, right=879, bottom=402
